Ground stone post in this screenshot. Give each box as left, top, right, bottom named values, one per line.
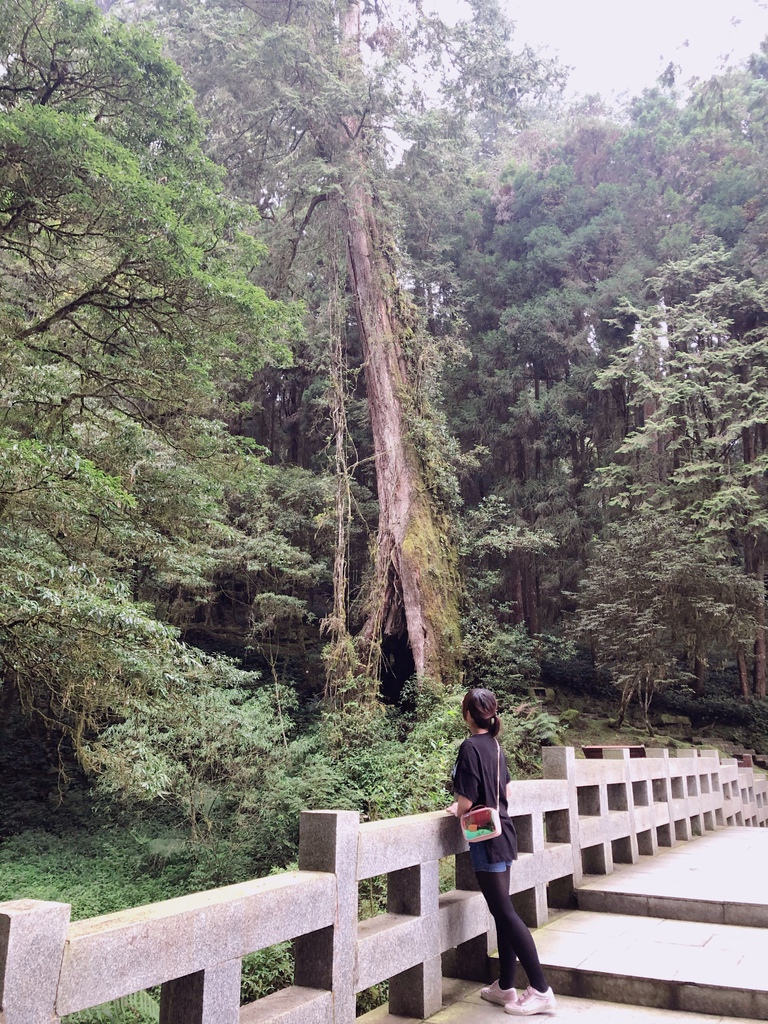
left=699, top=748, right=724, bottom=829
left=159, top=961, right=242, bottom=1024
left=676, top=749, right=703, bottom=837
left=387, top=863, right=442, bottom=1019
left=603, top=748, right=639, bottom=864
left=647, top=749, right=675, bottom=846
left=511, top=813, right=548, bottom=927
left=541, top=747, right=583, bottom=887
left=294, top=810, right=359, bottom=1024
left=590, top=777, right=615, bottom=874
left=0, top=899, right=70, bottom=1024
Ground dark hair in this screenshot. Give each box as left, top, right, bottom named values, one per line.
left=462, top=688, right=501, bottom=737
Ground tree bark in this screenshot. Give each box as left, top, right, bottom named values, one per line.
left=737, top=647, right=750, bottom=700
left=524, top=556, right=540, bottom=635
left=693, top=654, right=705, bottom=695
left=745, top=536, right=767, bottom=699
left=338, top=1, right=461, bottom=684
left=0, top=671, right=20, bottom=743
left=754, top=554, right=766, bottom=699
left=512, top=564, right=525, bottom=625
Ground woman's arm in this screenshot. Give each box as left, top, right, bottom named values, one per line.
left=446, top=793, right=473, bottom=817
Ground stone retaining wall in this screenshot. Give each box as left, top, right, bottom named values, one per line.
left=1, top=748, right=766, bottom=1024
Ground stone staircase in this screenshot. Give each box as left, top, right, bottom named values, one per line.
left=363, top=828, right=768, bottom=1024
left=533, top=908, right=768, bottom=1019
left=493, top=829, right=768, bottom=1020
left=390, top=978, right=763, bottom=1024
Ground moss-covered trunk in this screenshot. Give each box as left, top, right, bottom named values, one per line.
left=338, top=1, right=460, bottom=685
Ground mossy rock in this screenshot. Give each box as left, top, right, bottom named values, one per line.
left=660, top=714, right=691, bottom=727
left=621, top=725, right=649, bottom=738
left=527, top=686, right=556, bottom=702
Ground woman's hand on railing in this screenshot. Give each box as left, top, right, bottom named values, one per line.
left=447, top=795, right=472, bottom=817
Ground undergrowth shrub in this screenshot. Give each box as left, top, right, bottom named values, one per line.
left=0, top=828, right=189, bottom=919
left=63, top=992, right=159, bottom=1024
left=240, top=943, right=294, bottom=1002
left=542, top=647, right=615, bottom=699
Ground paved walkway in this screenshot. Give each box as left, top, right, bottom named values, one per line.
left=366, top=979, right=759, bottom=1024
left=363, top=828, right=768, bottom=1024
left=534, top=907, right=768, bottom=1015
left=437, top=981, right=758, bottom=1024
left=577, top=827, right=768, bottom=925
left=532, top=829, right=768, bottom=1018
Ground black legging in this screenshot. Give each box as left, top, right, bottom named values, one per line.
left=476, top=869, right=549, bottom=993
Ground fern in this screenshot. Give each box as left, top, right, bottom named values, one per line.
left=65, top=990, right=160, bottom=1024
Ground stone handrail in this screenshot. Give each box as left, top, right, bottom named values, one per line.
left=1, top=747, right=766, bottom=1024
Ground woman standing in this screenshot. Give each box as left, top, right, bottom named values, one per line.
left=447, top=688, right=557, bottom=1017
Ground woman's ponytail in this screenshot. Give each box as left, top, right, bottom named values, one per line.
left=462, top=688, right=501, bottom=736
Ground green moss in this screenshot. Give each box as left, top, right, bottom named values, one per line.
left=401, top=494, right=462, bottom=684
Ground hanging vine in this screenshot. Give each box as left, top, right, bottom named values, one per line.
left=321, top=201, right=365, bottom=705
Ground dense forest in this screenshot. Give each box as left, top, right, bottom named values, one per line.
left=3, top=0, right=768, bottom=1012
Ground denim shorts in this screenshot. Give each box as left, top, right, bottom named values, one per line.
left=470, top=841, right=514, bottom=873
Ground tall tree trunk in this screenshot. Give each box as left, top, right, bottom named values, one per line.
left=339, top=1, right=461, bottom=684
left=323, top=219, right=357, bottom=701
left=512, top=564, right=525, bottom=625
left=693, top=654, right=705, bottom=695
left=744, top=533, right=767, bottom=699
left=754, top=554, right=766, bottom=699
left=737, top=647, right=750, bottom=700
left=0, top=671, right=20, bottom=743
left=524, top=556, right=540, bottom=634
left=740, top=410, right=765, bottom=697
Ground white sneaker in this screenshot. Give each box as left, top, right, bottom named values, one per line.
left=504, top=986, right=557, bottom=1016
left=481, top=980, right=518, bottom=1007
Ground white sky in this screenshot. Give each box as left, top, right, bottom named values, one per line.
left=427, top=0, right=768, bottom=102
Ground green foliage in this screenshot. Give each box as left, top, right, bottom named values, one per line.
left=571, top=513, right=760, bottom=725
left=115, top=0, right=565, bottom=689
left=659, top=684, right=768, bottom=744
left=595, top=238, right=768, bottom=531
left=81, top=667, right=357, bottom=875
left=240, top=944, right=294, bottom=1003
left=590, top=228, right=768, bottom=696
left=0, top=827, right=189, bottom=919
left=325, top=681, right=565, bottom=821
left=542, top=648, right=617, bottom=701
left=459, top=494, right=570, bottom=694
left=461, top=617, right=563, bottom=695
left=325, top=681, right=463, bottom=820
left=425, top=49, right=768, bottom=712
left=499, top=702, right=564, bottom=776
left=64, top=991, right=159, bottom=1024
left=0, top=0, right=308, bottom=753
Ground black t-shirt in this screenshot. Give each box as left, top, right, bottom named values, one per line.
left=452, top=732, right=518, bottom=863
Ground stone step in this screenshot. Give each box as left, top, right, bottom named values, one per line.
left=575, top=828, right=768, bottom=927
left=363, top=979, right=760, bottom=1024
left=493, top=909, right=768, bottom=1020
left=577, top=881, right=768, bottom=927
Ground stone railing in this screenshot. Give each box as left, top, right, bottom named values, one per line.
left=544, top=747, right=768, bottom=892
left=1, top=747, right=766, bottom=1024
